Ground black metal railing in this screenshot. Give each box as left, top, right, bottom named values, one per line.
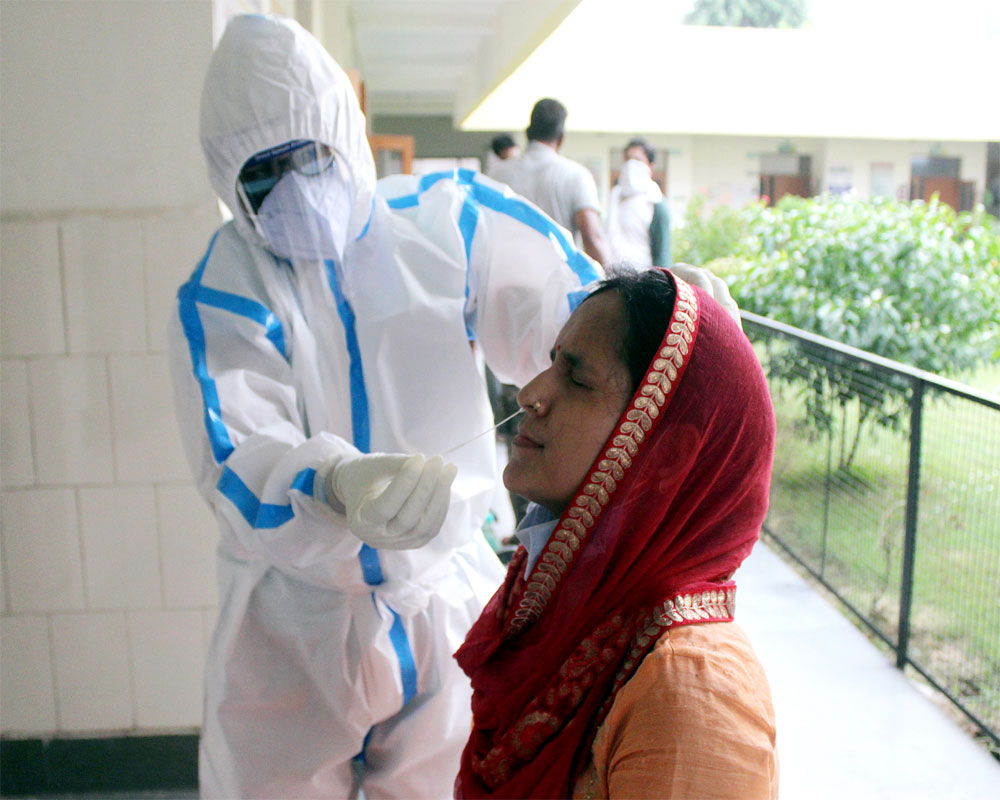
left=743, top=312, right=1000, bottom=749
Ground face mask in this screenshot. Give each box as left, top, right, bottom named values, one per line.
left=619, top=158, right=652, bottom=194
left=255, top=168, right=352, bottom=262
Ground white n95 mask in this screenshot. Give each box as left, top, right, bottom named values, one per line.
left=256, top=168, right=352, bottom=263
left=618, top=158, right=652, bottom=196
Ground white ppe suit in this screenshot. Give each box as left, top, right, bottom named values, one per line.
left=168, top=14, right=600, bottom=800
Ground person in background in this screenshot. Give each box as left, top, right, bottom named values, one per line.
left=169, top=14, right=604, bottom=799
left=455, top=267, right=778, bottom=799
left=490, top=133, right=520, bottom=161
left=485, top=133, right=520, bottom=181
left=491, top=98, right=612, bottom=266
left=607, top=137, right=671, bottom=268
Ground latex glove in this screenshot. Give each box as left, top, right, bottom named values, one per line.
left=670, top=262, right=742, bottom=330
left=323, top=452, right=458, bottom=549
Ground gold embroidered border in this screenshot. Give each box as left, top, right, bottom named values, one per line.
left=598, top=587, right=737, bottom=721
left=509, top=277, right=700, bottom=635
left=618, top=587, right=737, bottom=683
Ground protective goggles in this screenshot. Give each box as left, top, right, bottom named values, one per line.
left=236, top=140, right=337, bottom=215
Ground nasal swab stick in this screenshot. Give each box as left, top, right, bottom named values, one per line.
left=441, top=408, right=525, bottom=455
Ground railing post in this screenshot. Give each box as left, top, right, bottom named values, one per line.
left=820, top=396, right=833, bottom=578
left=897, top=377, right=924, bottom=669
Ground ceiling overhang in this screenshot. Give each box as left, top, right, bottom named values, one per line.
left=456, top=0, right=1000, bottom=141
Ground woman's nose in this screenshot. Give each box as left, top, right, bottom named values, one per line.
left=517, top=381, right=547, bottom=415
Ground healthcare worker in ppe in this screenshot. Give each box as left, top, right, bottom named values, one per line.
left=167, top=14, right=603, bottom=800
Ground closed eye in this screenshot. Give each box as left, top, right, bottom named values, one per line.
left=551, top=346, right=590, bottom=388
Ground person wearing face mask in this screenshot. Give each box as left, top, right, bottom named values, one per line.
left=167, top=14, right=607, bottom=800
left=606, top=137, right=671, bottom=268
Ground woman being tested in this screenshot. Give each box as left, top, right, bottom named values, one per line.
left=455, top=268, right=779, bottom=799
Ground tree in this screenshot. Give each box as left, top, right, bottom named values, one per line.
left=684, top=0, right=808, bottom=28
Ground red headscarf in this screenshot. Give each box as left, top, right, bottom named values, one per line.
left=454, top=272, right=776, bottom=799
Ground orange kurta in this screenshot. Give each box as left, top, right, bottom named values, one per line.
left=573, top=621, right=778, bottom=800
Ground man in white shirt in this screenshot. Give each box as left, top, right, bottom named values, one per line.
left=491, top=98, right=612, bottom=265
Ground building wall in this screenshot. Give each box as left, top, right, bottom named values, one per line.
left=373, top=116, right=990, bottom=228
left=1, top=0, right=221, bottom=737
left=373, top=114, right=510, bottom=160
left=817, top=138, right=987, bottom=201
left=545, top=132, right=989, bottom=226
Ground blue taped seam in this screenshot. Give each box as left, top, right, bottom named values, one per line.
left=387, top=606, right=418, bottom=705
left=177, top=232, right=291, bottom=464
left=458, top=192, right=479, bottom=265
left=178, top=231, right=234, bottom=464
left=568, top=289, right=590, bottom=311
left=217, top=466, right=316, bottom=529
left=381, top=169, right=599, bottom=287
left=320, top=265, right=403, bottom=660
left=465, top=179, right=600, bottom=286
left=192, top=285, right=287, bottom=357
left=356, top=199, right=374, bottom=240
left=457, top=190, right=479, bottom=340
left=324, top=256, right=417, bottom=721
left=353, top=595, right=417, bottom=766
left=324, top=260, right=371, bottom=453
left=358, top=544, right=384, bottom=585
left=367, top=594, right=418, bottom=707
left=386, top=194, right=419, bottom=210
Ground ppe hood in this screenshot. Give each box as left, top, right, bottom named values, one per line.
left=200, top=14, right=375, bottom=246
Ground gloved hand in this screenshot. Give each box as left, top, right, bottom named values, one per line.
left=323, top=452, right=458, bottom=550
left=670, top=262, right=742, bottom=330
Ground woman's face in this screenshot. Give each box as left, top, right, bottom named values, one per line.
left=504, top=291, right=633, bottom=516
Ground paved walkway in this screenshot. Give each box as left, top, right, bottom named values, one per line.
left=738, top=542, right=1000, bottom=799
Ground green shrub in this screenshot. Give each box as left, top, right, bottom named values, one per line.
left=673, top=194, right=750, bottom=267
left=731, top=195, right=1000, bottom=373
left=679, top=193, right=1000, bottom=467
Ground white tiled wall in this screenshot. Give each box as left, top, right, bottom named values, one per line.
left=0, top=2, right=211, bottom=214
left=62, top=218, right=148, bottom=355
left=0, top=531, right=6, bottom=615
left=29, top=356, right=116, bottom=485
left=0, top=616, right=58, bottom=731
left=108, top=354, right=193, bottom=483
left=2, top=489, right=86, bottom=613
left=51, top=612, right=133, bottom=731
left=1, top=360, right=36, bottom=487
left=129, top=610, right=206, bottom=728
left=0, top=0, right=220, bottom=738
left=0, top=221, right=66, bottom=357
left=79, top=487, right=163, bottom=610
left=158, top=484, right=219, bottom=610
